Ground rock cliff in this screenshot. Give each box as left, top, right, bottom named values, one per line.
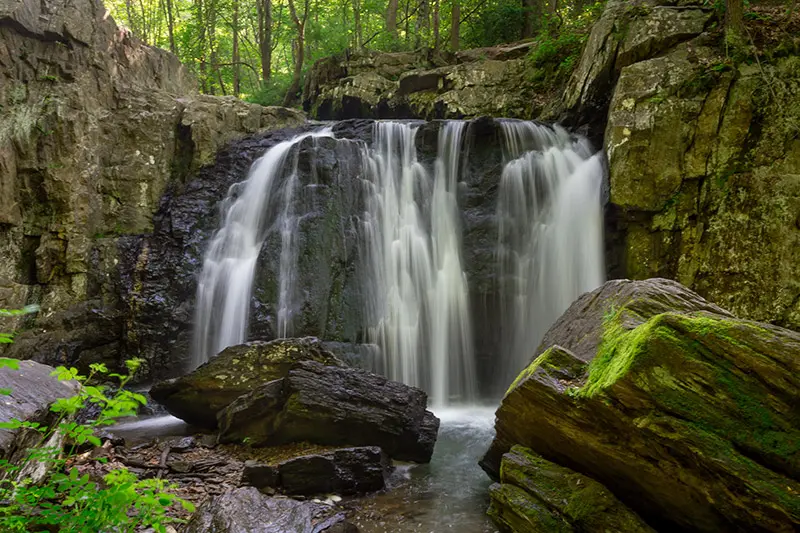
left=0, top=0, right=304, bottom=371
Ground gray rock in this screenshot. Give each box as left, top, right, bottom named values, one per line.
left=218, top=361, right=439, bottom=463
left=182, top=487, right=352, bottom=533
left=0, top=360, right=79, bottom=460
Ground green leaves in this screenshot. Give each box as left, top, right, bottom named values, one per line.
left=0, top=359, right=193, bottom=532
left=0, top=357, right=20, bottom=370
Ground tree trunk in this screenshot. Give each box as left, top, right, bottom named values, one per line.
left=450, top=0, right=459, bottom=50
left=352, top=0, right=362, bottom=48
left=387, top=0, right=399, bottom=37
left=164, top=0, right=177, bottom=53
left=232, top=0, right=240, bottom=95
left=283, top=0, right=308, bottom=106
left=725, top=0, right=744, bottom=43
left=415, top=0, right=430, bottom=48
left=257, top=0, right=273, bottom=80
left=124, top=0, right=137, bottom=35
left=521, top=0, right=542, bottom=39
left=197, top=0, right=208, bottom=93
left=432, top=0, right=440, bottom=50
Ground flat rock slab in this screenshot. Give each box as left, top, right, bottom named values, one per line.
left=0, top=360, right=79, bottom=459
left=182, top=486, right=352, bottom=533
left=150, top=338, right=343, bottom=428
left=218, top=361, right=439, bottom=463
left=242, top=446, right=389, bottom=495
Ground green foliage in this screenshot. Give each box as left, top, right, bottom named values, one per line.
left=245, top=75, right=294, bottom=107
left=102, top=0, right=610, bottom=106
left=523, top=2, right=604, bottom=90
left=0, top=359, right=194, bottom=532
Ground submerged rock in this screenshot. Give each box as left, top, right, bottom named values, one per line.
left=488, top=445, right=654, bottom=533
left=182, top=486, right=353, bottom=533
left=218, top=360, right=439, bottom=463
left=482, top=279, right=800, bottom=532
left=243, top=446, right=390, bottom=496
left=150, top=338, right=342, bottom=428
left=0, top=360, right=79, bottom=461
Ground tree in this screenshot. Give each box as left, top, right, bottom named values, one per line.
left=450, top=0, right=460, bottom=50
left=387, top=0, right=399, bottom=38
left=232, top=0, right=241, bottom=95
left=725, top=0, right=744, bottom=44
left=257, top=0, right=273, bottom=81
left=283, top=0, right=311, bottom=106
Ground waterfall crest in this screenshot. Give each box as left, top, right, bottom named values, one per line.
left=496, top=120, right=605, bottom=386
left=192, top=129, right=333, bottom=369
left=361, top=122, right=476, bottom=407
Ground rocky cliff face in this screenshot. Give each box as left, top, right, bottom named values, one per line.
left=0, top=0, right=304, bottom=371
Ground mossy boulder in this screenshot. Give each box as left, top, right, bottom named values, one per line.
left=488, top=445, right=654, bottom=533
left=149, top=337, right=343, bottom=428
left=482, top=279, right=800, bottom=532
left=217, top=360, right=440, bottom=463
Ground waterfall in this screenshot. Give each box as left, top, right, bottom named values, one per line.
left=496, top=120, right=605, bottom=386
left=189, top=118, right=604, bottom=404
left=191, top=129, right=333, bottom=369
left=361, top=122, right=476, bottom=406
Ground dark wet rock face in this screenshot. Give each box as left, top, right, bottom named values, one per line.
left=483, top=279, right=800, bottom=532
left=243, top=447, right=390, bottom=496
left=149, top=338, right=342, bottom=428
left=218, top=360, right=440, bottom=463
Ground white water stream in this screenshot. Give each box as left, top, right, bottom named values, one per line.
left=191, top=129, right=333, bottom=369
left=361, top=122, right=475, bottom=407
left=496, top=120, right=605, bottom=384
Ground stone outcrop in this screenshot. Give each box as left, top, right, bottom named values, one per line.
left=302, top=46, right=538, bottom=120
left=218, top=360, right=440, bottom=463
left=0, top=0, right=304, bottom=374
left=242, top=446, right=390, bottom=496
left=150, top=338, right=342, bottom=428
left=482, top=279, right=800, bottom=532
left=488, top=446, right=654, bottom=533
left=0, top=359, right=79, bottom=461
left=182, top=486, right=353, bottom=533
left=603, top=41, right=800, bottom=333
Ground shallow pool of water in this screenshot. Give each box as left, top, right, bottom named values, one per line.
left=347, top=406, right=499, bottom=533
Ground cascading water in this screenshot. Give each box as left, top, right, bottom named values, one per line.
left=191, top=129, right=333, bottom=369
left=190, top=118, right=604, bottom=403
left=361, top=122, right=476, bottom=407
left=496, top=120, right=605, bottom=386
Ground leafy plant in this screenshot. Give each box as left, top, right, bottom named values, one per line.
left=0, top=356, right=194, bottom=532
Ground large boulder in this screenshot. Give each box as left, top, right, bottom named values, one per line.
left=150, top=338, right=343, bottom=428
left=482, top=279, right=800, bottom=532
left=182, top=487, right=353, bottom=533
left=218, top=360, right=439, bottom=463
left=0, top=360, right=79, bottom=461
left=488, top=445, right=655, bottom=533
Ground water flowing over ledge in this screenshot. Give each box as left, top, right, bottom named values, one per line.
left=190, top=119, right=606, bottom=405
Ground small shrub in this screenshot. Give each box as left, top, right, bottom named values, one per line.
left=0, top=321, right=194, bottom=533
